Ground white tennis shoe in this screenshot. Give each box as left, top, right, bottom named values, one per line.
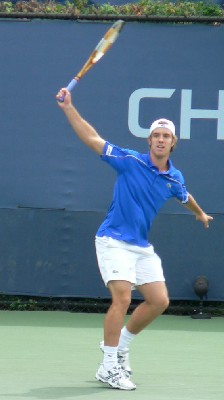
left=95, top=364, right=136, bottom=390
left=100, top=340, right=132, bottom=378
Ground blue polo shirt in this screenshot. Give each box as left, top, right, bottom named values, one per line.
left=96, top=142, right=188, bottom=247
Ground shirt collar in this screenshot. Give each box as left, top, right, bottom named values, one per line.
left=145, top=153, right=174, bottom=175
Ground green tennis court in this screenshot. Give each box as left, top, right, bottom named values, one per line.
left=0, top=311, right=223, bottom=399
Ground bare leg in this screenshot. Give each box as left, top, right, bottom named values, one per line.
left=104, top=280, right=132, bottom=346
left=126, top=281, right=169, bottom=334
left=96, top=280, right=136, bottom=390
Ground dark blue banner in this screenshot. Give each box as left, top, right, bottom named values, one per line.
left=0, top=20, right=223, bottom=299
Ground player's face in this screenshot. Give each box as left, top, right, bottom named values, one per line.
left=148, top=128, right=175, bottom=158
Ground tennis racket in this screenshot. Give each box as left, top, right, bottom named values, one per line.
left=58, top=20, right=125, bottom=102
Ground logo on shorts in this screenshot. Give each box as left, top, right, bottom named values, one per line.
left=112, top=270, right=119, bottom=273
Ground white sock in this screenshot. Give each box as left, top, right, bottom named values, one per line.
left=103, top=346, right=118, bottom=371
left=118, top=326, right=136, bottom=350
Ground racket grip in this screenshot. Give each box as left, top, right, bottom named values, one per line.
left=57, top=78, right=79, bottom=102
left=66, top=78, right=79, bottom=92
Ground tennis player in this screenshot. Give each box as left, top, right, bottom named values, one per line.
left=56, top=88, right=213, bottom=391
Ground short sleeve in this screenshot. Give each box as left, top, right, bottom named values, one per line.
left=100, top=142, right=134, bottom=173
left=171, top=170, right=189, bottom=203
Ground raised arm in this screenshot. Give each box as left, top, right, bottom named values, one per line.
left=56, top=88, right=106, bottom=155
left=184, top=193, right=213, bottom=228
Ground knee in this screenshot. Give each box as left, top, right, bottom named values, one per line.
left=158, top=294, right=169, bottom=312
left=109, top=281, right=132, bottom=313
left=112, top=292, right=131, bottom=313
left=160, top=295, right=169, bottom=311
left=147, top=293, right=169, bottom=312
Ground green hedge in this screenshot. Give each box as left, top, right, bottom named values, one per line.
left=0, top=0, right=223, bottom=18
left=0, top=294, right=223, bottom=316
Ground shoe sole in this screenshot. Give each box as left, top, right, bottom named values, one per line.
left=95, top=373, right=136, bottom=391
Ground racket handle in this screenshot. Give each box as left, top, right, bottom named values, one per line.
left=66, top=78, right=79, bottom=92
left=57, top=78, right=79, bottom=102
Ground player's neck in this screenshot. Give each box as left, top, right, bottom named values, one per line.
left=150, top=153, right=169, bottom=172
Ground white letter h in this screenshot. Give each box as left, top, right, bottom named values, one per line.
left=180, top=89, right=224, bottom=140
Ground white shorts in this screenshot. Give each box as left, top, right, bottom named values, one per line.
left=95, top=236, right=165, bottom=288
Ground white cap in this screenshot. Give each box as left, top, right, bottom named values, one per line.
left=149, top=118, right=175, bottom=136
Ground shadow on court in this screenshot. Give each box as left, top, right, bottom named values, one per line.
left=0, top=385, right=110, bottom=399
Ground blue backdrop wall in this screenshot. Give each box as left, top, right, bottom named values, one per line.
left=0, top=19, right=223, bottom=300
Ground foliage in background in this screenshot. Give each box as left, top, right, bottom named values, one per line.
left=0, top=0, right=223, bottom=17
left=0, top=294, right=223, bottom=316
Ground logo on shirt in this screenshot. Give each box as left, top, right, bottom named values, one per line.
left=106, top=145, right=113, bottom=156
left=166, top=183, right=172, bottom=188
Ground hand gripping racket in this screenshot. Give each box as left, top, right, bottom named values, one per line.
left=58, top=20, right=125, bottom=102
